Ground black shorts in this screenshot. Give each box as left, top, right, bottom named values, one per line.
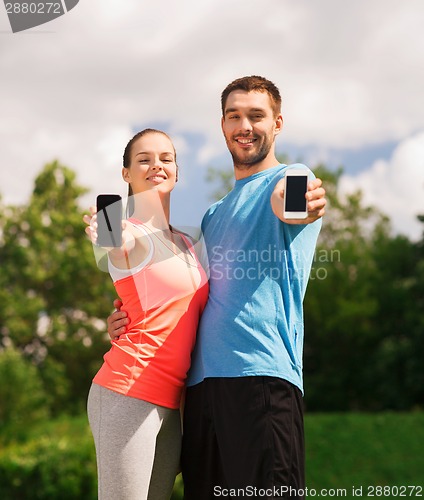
left=181, top=376, right=305, bottom=499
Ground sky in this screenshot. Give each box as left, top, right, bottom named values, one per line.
left=1, top=0, right=423, bottom=240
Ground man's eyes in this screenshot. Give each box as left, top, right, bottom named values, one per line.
left=228, top=114, right=264, bottom=120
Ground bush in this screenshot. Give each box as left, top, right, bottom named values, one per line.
left=0, top=416, right=97, bottom=500
left=0, top=415, right=184, bottom=500
left=0, top=347, right=49, bottom=443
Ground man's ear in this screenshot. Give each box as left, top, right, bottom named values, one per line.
left=274, top=114, right=283, bottom=136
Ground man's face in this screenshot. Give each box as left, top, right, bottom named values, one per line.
left=221, top=90, right=282, bottom=172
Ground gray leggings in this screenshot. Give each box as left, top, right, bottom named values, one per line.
left=87, top=383, right=181, bottom=500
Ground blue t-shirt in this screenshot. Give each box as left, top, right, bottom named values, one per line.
left=187, top=164, right=322, bottom=393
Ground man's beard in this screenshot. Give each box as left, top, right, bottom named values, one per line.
left=227, top=134, right=273, bottom=171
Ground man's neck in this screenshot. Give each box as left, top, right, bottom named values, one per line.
left=233, top=156, right=280, bottom=180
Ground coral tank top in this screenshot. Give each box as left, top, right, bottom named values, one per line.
left=93, top=219, right=209, bottom=409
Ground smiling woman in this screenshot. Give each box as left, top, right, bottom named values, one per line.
left=83, top=128, right=209, bottom=500
left=123, top=129, right=178, bottom=192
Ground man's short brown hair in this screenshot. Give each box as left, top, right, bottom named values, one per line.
left=221, top=75, right=282, bottom=118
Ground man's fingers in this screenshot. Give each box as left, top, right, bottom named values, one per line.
left=305, top=203, right=326, bottom=222
left=107, top=311, right=129, bottom=340
left=308, top=178, right=323, bottom=191
left=306, top=186, right=326, bottom=201
left=111, top=318, right=129, bottom=331
left=107, top=311, right=127, bottom=325
left=307, top=196, right=327, bottom=213
left=113, top=299, right=123, bottom=310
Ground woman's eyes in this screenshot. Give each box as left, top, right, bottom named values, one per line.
left=138, top=158, right=173, bottom=163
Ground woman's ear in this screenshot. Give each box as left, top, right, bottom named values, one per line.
left=122, top=167, right=131, bottom=183
left=175, top=165, right=179, bottom=183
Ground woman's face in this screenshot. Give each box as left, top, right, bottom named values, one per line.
left=123, top=133, right=177, bottom=195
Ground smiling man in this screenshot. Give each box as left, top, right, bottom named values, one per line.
left=222, top=87, right=282, bottom=173
left=107, top=76, right=326, bottom=500
left=180, top=76, right=325, bottom=500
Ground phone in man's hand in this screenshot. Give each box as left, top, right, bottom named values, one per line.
left=96, top=194, right=123, bottom=247
left=283, top=169, right=309, bottom=219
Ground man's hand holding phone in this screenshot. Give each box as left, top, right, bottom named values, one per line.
left=271, top=171, right=326, bottom=225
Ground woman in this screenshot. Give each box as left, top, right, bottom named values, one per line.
left=84, top=129, right=209, bottom=500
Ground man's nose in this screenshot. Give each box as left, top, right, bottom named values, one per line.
left=239, top=117, right=253, bottom=132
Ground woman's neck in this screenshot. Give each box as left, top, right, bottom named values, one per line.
left=130, top=189, right=170, bottom=230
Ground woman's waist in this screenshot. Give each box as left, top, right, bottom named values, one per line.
left=93, top=368, right=186, bottom=410
left=114, top=272, right=208, bottom=317
left=110, top=325, right=197, bottom=364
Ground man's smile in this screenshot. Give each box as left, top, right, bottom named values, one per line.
left=235, top=137, right=257, bottom=147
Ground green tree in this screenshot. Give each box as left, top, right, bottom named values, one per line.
left=0, top=161, right=116, bottom=414
left=303, top=166, right=391, bottom=410
left=370, top=216, right=424, bottom=409
left=206, top=166, right=234, bottom=201
left=0, top=346, right=49, bottom=443
left=300, top=166, right=423, bottom=411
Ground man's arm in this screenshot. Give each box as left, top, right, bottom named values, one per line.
left=107, top=299, right=129, bottom=340
left=270, top=177, right=326, bottom=224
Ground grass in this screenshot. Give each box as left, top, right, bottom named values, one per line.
left=1, top=412, right=423, bottom=499
left=306, top=412, right=424, bottom=491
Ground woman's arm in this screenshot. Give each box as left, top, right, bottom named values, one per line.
left=83, top=207, right=148, bottom=269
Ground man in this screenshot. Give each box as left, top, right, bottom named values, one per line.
left=108, top=76, right=326, bottom=499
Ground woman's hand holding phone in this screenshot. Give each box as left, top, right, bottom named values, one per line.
left=83, top=204, right=133, bottom=255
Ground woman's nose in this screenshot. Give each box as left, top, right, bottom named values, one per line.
left=151, top=159, right=162, bottom=170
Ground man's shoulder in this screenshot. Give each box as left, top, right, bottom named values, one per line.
left=201, top=195, right=228, bottom=226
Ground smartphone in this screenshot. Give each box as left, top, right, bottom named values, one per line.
left=283, top=169, right=309, bottom=219
left=96, top=194, right=123, bottom=247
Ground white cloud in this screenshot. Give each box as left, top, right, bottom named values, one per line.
left=339, top=131, right=424, bottom=241
left=0, top=0, right=424, bottom=237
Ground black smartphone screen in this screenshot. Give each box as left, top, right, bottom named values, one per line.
left=96, top=194, right=122, bottom=247
left=285, top=175, right=308, bottom=212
